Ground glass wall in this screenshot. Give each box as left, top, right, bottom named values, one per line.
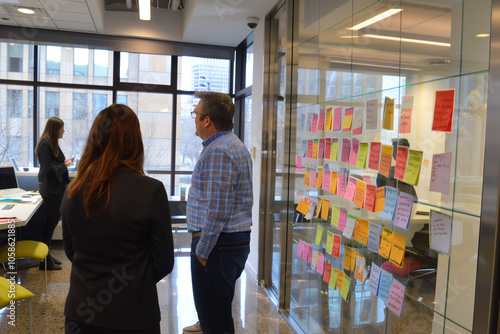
left=0, top=41, right=235, bottom=197
left=263, top=0, right=492, bottom=333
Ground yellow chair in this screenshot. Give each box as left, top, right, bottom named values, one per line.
left=0, top=276, right=35, bottom=334
left=0, top=241, right=49, bottom=312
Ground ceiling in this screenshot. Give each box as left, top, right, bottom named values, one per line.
left=0, top=0, right=275, bottom=47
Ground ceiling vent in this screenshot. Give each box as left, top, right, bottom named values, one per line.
left=105, top=0, right=184, bottom=12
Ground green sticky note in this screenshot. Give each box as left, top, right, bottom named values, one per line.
left=326, top=231, right=334, bottom=255
left=329, top=267, right=337, bottom=290
left=315, top=225, right=324, bottom=246
left=341, top=275, right=351, bottom=301
left=331, top=205, right=340, bottom=227
left=356, top=143, right=369, bottom=168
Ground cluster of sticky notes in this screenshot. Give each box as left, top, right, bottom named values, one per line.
left=297, top=239, right=351, bottom=302
left=369, top=263, right=406, bottom=316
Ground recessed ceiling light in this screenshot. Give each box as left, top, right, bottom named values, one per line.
left=17, top=7, right=35, bottom=14
left=476, top=33, right=490, bottom=38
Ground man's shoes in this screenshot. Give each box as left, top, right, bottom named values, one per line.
left=48, top=253, right=62, bottom=265
left=183, top=321, right=202, bottom=334
left=39, top=257, right=62, bottom=270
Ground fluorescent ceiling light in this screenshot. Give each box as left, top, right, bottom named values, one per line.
left=331, top=59, right=421, bottom=71
left=476, top=33, right=490, bottom=38
left=349, top=9, right=402, bottom=30
left=17, top=7, right=35, bottom=14
left=363, top=34, right=450, bottom=47
left=139, top=0, right=150, bottom=20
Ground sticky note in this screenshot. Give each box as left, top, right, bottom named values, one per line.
left=330, top=139, right=339, bottom=161
left=375, top=186, right=385, bottom=212
left=381, top=186, right=399, bottom=221
left=304, top=168, right=311, bottom=187
left=311, top=113, right=318, bottom=133
left=315, top=167, right=323, bottom=188
left=341, top=275, right=350, bottom=301
left=368, top=142, right=381, bottom=170
left=318, top=138, right=325, bottom=159
left=333, top=107, right=342, bottom=131
left=325, top=107, right=333, bottom=131
left=318, top=109, right=325, bottom=131
left=297, top=239, right=304, bottom=259
left=312, top=139, right=319, bottom=160
left=330, top=267, right=338, bottom=290
left=389, top=232, right=406, bottom=267
left=349, top=138, right=360, bottom=166
left=311, top=250, right=318, bottom=270
left=394, top=192, right=414, bottom=230
left=337, top=269, right=344, bottom=291
left=378, top=269, right=393, bottom=304
left=296, top=155, right=302, bottom=171
left=343, top=214, right=356, bottom=240
left=379, top=145, right=393, bottom=178
left=387, top=278, right=406, bottom=317
left=353, top=179, right=366, bottom=208
left=344, top=177, right=357, bottom=202
left=342, top=107, right=354, bottom=131
left=399, top=96, right=414, bottom=133
left=316, top=199, right=323, bottom=219
left=326, top=231, right=334, bottom=255
left=364, top=184, right=377, bottom=212
left=315, top=225, right=324, bottom=246
left=341, top=138, right=351, bottom=163
left=352, top=109, right=363, bottom=135
left=343, top=246, right=355, bottom=271
left=368, top=263, right=382, bottom=296
left=332, top=233, right=341, bottom=257
left=379, top=226, right=393, bottom=259
left=356, top=143, right=369, bottom=168
left=316, top=252, right=325, bottom=275
left=323, top=262, right=332, bottom=283
left=366, top=99, right=378, bottom=130
left=331, top=205, right=340, bottom=227
left=330, top=170, right=338, bottom=194
left=321, top=199, right=330, bottom=221
left=429, top=209, right=452, bottom=255
left=430, top=152, right=452, bottom=193
left=394, top=146, right=409, bottom=181
left=337, top=169, right=347, bottom=197
left=324, top=138, right=332, bottom=160
left=296, top=198, right=311, bottom=215
left=368, top=221, right=381, bottom=253
left=432, top=89, right=455, bottom=132
left=382, top=97, right=394, bottom=130
left=354, top=254, right=367, bottom=282
left=338, top=208, right=347, bottom=232
left=352, top=217, right=369, bottom=245
left=403, top=150, right=423, bottom=186
left=306, top=140, right=313, bottom=158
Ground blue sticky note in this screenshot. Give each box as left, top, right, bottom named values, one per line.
left=368, top=263, right=382, bottom=296
left=381, top=186, right=399, bottom=221
left=378, top=268, right=393, bottom=305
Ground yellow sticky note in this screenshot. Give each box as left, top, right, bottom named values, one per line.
left=326, top=231, right=334, bottom=255
left=340, top=275, right=350, bottom=301
left=330, top=140, right=339, bottom=161
left=375, top=186, right=385, bottom=212
left=343, top=246, right=355, bottom=271
left=330, top=170, right=338, bottom=194
left=379, top=145, right=393, bottom=178
left=321, top=199, right=330, bottom=221
left=378, top=226, right=393, bottom=259
left=356, top=143, right=369, bottom=168
left=304, top=168, right=310, bottom=187
left=325, top=107, right=333, bottom=130
left=315, top=225, right=324, bottom=246
left=382, top=97, right=394, bottom=130
left=329, top=267, right=338, bottom=290
left=403, top=150, right=423, bottom=186
left=316, top=199, right=323, bottom=219
left=296, top=199, right=310, bottom=216
left=352, top=217, right=369, bottom=246
left=331, top=205, right=340, bottom=227
left=312, top=139, right=319, bottom=160
left=315, top=167, right=324, bottom=188
left=389, top=232, right=407, bottom=267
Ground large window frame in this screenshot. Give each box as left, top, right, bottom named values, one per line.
left=0, top=28, right=247, bottom=197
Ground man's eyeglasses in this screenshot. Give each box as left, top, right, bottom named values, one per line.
left=190, top=111, right=205, bottom=119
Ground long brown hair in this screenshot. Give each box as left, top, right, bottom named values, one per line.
left=68, top=104, right=144, bottom=217
left=35, top=117, right=64, bottom=156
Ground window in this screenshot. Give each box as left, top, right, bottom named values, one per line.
left=117, top=95, right=128, bottom=105
left=46, top=92, right=60, bottom=118
left=28, top=90, right=33, bottom=118
left=178, top=56, right=230, bottom=93
left=7, top=90, right=22, bottom=117
left=74, top=48, right=89, bottom=76
left=73, top=93, right=88, bottom=119
left=120, top=52, right=171, bottom=85
left=93, top=94, right=108, bottom=117
left=8, top=44, right=23, bottom=72
left=46, top=46, right=61, bottom=75
left=94, top=50, right=108, bottom=77
left=245, top=44, right=253, bottom=88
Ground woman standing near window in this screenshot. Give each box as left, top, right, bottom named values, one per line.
left=35, top=117, right=73, bottom=270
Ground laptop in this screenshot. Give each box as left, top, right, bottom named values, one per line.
left=0, top=166, right=26, bottom=195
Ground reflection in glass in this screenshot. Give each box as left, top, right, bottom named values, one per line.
left=74, top=48, right=89, bottom=76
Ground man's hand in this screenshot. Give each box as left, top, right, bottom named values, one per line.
left=197, top=255, right=207, bottom=267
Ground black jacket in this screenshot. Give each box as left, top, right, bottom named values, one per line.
left=37, top=139, right=69, bottom=196
left=61, top=171, right=174, bottom=330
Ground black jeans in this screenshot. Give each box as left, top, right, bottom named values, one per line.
left=39, top=185, right=64, bottom=250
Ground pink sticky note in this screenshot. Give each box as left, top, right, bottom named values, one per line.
left=311, top=113, right=319, bottom=133
left=344, top=177, right=357, bottom=202
left=325, top=138, right=332, bottom=160
left=318, top=138, right=325, bottom=159
left=341, top=138, right=351, bottom=163
left=322, top=169, right=332, bottom=192
left=333, top=107, right=342, bottom=131
left=349, top=138, right=360, bottom=166
left=338, top=208, right=347, bottom=232
left=369, top=142, right=381, bottom=170
left=310, top=169, right=316, bottom=188
left=316, top=253, right=325, bottom=275
left=318, top=109, right=325, bottom=131
left=430, top=152, right=452, bottom=194
left=337, top=169, right=347, bottom=197
left=394, top=146, right=409, bottom=181
left=307, top=244, right=313, bottom=262
left=296, top=155, right=302, bottom=171
left=306, top=140, right=313, bottom=158
left=297, top=240, right=304, bottom=258
left=387, top=278, right=406, bottom=317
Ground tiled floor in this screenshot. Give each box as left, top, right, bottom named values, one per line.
left=0, top=235, right=294, bottom=334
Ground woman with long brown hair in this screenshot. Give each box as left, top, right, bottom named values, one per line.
left=60, top=104, right=174, bottom=333
left=35, top=116, right=73, bottom=270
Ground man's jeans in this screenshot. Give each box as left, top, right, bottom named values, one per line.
left=191, top=231, right=250, bottom=334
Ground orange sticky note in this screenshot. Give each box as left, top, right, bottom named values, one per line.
left=296, top=199, right=311, bottom=215
left=325, top=107, right=333, bottom=131
left=304, top=168, right=310, bottom=187
left=342, top=107, right=354, bottom=131
left=432, top=89, right=455, bottom=132
left=330, top=171, right=338, bottom=194
left=375, top=186, right=385, bottom=212
left=337, top=270, right=345, bottom=291
left=343, top=246, right=355, bottom=271
left=353, top=217, right=369, bottom=245
left=316, top=199, right=323, bottom=219
left=379, top=145, right=393, bottom=178
left=378, top=226, right=393, bottom=259
left=321, top=199, right=330, bottom=221
left=315, top=167, right=324, bottom=188
left=394, top=146, right=409, bottom=181
left=312, top=139, right=319, bottom=160
left=353, top=180, right=366, bottom=208
left=389, top=232, right=407, bottom=267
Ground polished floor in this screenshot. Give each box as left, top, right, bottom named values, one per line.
left=0, top=232, right=294, bottom=334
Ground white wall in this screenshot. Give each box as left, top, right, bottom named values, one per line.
left=246, top=20, right=265, bottom=282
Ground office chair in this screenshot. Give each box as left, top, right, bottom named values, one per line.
left=0, top=240, right=49, bottom=313
left=0, top=276, right=35, bottom=334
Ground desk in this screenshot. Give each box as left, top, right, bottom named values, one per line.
left=0, top=193, right=43, bottom=230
